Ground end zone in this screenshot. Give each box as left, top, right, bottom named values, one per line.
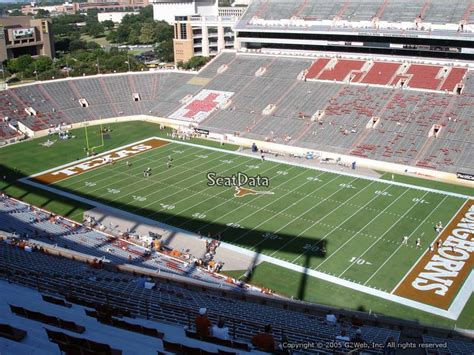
left=394, top=199, right=474, bottom=310
left=30, top=138, right=169, bottom=185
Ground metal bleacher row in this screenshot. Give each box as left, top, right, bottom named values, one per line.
left=1, top=52, right=473, bottom=174
left=0, top=195, right=236, bottom=288
left=238, top=0, right=474, bottom=25
left=305, top=58, right=468, bottom=92
left=0, top=234, right=402, bottom=354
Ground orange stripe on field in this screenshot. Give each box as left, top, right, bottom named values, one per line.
left=393, top=199, right=474, bottom=310
left=32, top=138, right=169, bottom=185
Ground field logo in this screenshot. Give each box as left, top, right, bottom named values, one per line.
left=207, top=172, right=270, bottom=188
left=206, top=172, right=273, bottom=198
left=234, top=186, right=274, bottom=198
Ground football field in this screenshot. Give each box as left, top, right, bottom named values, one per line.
left=25, top=137, right=472, bottom=318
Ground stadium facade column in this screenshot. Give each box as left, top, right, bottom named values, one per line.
left=217, top=17, right=225, bottom=52
left=234, top=35, right=241, bottom=50
left=202, top=25, right=210, bottom=57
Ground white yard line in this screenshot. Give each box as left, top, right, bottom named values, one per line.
left=338, top=190, right=431, bottom=278
left=156, top=162, right=282, bottom=223
left=58, top=146, right=192, bottom=188
left=104, top=152, right=247, bottom=214
left=189, top=167, right=313, bottom=233
left=59, top=146, right=221, bottom=210
left=59, top=145, right=202, bottom=192
left=260, top=178, right=374, bottom=255
left=136, top=157, right=258, bottom=217
left=56, top=143, right=181, bottom=188
left=219, top=171, right=338, bottom=244
left=390, top=198, right=469, bottom=294
left=315, top=188, right=410, bottom=269
left=363, top=195, right=448, bottom=286
left=290, top=183, right=393, bottom=264
left=19, top=136, right=473, bottom=320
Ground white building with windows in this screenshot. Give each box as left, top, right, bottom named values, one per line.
left=151, top=0, right=218, bottom=24
left=172, top=6, right=246, bottom=63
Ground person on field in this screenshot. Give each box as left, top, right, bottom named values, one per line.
left=402, top=235, right=408, bottom=244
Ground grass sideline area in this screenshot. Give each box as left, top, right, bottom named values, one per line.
left=223, top=262, right=474, bottom=330
left=379, top=172, right=473, bottom=196
left=1, top=121, right=472, bottom=330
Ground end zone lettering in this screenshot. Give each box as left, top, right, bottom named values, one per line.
left=394, top=200, right=474, bottom=309
left=52, top=144, right=152, bottom=178
left=31, top=138, right=169, bottom=185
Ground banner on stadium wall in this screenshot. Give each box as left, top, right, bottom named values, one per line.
left=194, top=128, right=210, bottom=136
left=456, top=172, right=474, bottom=181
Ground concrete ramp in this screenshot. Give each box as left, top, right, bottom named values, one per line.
left=85, top=207, right=259, bottom=272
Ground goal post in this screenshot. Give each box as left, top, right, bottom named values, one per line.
left=84, top=121, right=105, bottom=153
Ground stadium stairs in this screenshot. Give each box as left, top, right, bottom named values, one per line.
left=1, top=194, right=473, bottom=354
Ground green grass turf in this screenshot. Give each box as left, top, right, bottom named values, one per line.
left=46, top=139, right=467, bottom=294
left=378, top=171, right=473, bottom=197
left=1, top=121, right=472, bottom=329
left=0, top=121, right=237, bottom=221
left=223, top=262, right=474, bottom=330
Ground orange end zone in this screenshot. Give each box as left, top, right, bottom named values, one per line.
left=32, top=138, right=169, bottom=185
left=393, top=199, right=474, bottom=310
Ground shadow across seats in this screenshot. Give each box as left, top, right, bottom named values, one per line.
left=9, top=304, right=85, bottom=333
left=0, top=323, right=27, bottom=342
left=185, top=329, right=250, bottom=351
left=85, top=309, right=164, bottom=339
left=45, top=327, right=122, bottom=355
left=42, top=294, right=72, bottom=308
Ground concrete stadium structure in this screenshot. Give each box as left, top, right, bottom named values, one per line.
left=235, top=0, right=474, bottom=59
left=1, top=51, right=473, bottom=182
